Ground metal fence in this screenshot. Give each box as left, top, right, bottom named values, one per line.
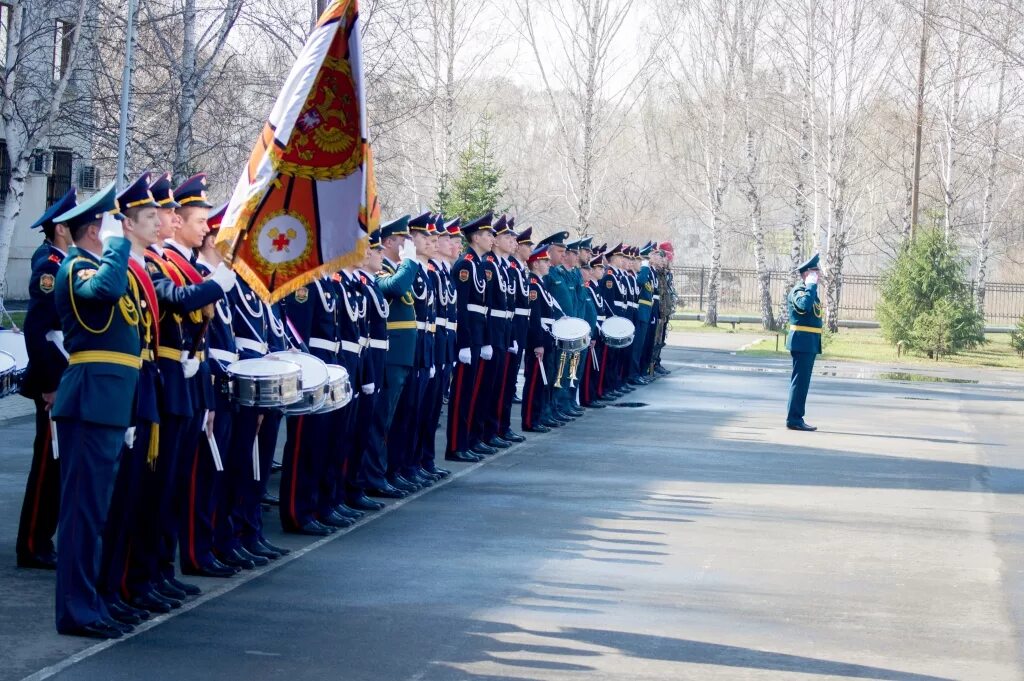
left=672, top=266, right=1024, bottom=324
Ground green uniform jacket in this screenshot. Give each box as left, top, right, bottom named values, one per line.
left=786, top=281, right=823, bottom=354
left=378, top=256, right=420, bottom=367
left=52, top=237, right=141, bottom=428
left=544, top=265, right=576, bottom=318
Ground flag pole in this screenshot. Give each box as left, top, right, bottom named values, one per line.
left=115, top=0, right=138, bottom=192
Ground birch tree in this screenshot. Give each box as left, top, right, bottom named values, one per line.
left=0, top=0, right=90, bottom=297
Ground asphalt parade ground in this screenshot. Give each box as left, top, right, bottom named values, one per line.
left=2, top=334, right=1024, bottom=680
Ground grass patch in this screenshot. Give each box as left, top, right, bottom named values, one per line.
left=3, top=311, right=25, bottom=328
left=742, top=327, right=1024, bottom=370
left=670, top=319, right=775, bottom=335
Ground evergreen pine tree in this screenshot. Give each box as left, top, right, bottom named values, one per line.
left=433, top=126, right=504, bottom=220
left=877, top=229, right=985, bottom=359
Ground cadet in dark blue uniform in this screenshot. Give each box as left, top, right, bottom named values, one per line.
left=630, top=242, right=656, bottom=385
left=478, top=215, right=513, bottom=449
left=16, top=188, right=75, bottom=570
left=521, top=246, right=561, bottom=432
left=786, top=254, right=823, bottom=431
left=445, top=213, right=495, bottom=461
left=493, top=218, right=527, bottom=444
left=50, top=183, right=140, bottom=639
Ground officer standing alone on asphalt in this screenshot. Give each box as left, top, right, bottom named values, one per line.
left=786, top=253, right=823, bottom=432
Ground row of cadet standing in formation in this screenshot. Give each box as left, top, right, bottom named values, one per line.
left=12, top=171, right=677, bottom=640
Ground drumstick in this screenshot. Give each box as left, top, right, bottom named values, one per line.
left=539, top=360, right=548, bottom=386
left=50, top=419, right=59, bottom=460
left=591, top=349, right=600, bottom=371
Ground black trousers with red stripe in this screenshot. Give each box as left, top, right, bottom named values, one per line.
left=581, top=341, right=604, bottom=405
left=322, top=397, right=359, bottom=514
left=498, top=350, right=522, bottom=436
left=446, top=357, right=484, bottom=454
left=478, top=348, right=507, bottom=443
left=521, top=351, right=549, bottom=430
left=419, top=362, right=449, bottom=473
left=180, top=394, right=232, bottom=572
left=280, top=411, right=330, bottom=530
left=16, top=398, right=60, bottom=560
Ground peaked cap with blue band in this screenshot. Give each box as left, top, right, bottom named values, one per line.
left=149, top=172, right=181, bottom=208
left=516, top=227, right=533, bottom=245
left=114, top=172, right=159, bottom=220
left=174, top=173, right=213, bottom=208
left=461, top=212, right=494, bottom=235
left=30, top=187, right=77, bottom=231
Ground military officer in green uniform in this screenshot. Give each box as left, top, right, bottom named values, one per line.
left=51, top=183, right=142, bottom=639
left=786, top=253, right=822, bottom=431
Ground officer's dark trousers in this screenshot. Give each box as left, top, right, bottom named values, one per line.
left=641, top=318, right=658, bottom=375
left=164, top=412, right=203, bottom=580
left=787, top=351, right=817, bottom=425
left=181, top=395, right=231, bottom=571
left=630, top=317, right=650, bottom=377
left=100, top=423, right=149, bottom=600
left=521, top=351, right=548, bottom=430
left=476, top=347, right=506, bottom=442
left=17, top=398, right=60, bottom=559
left=389, top=365, right=426, bottom=480
left=596, top=343, right=613, bottom=398
left=55, top=419, right=123, bottom=632
left=497, top=350, right=522, bottom=436
left=376, top=363, right=411, bottom=478
left=446, top=358, right=482, bottom=454
left=217, top=405, right=255, bottom=553
left=281, top=411, right=330, bottom=530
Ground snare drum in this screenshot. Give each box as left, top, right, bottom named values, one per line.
left=551, top=317, right=591, bottom=352
left=0, top=350, right=16, bottom=398
left=601, top=316, right=636, bottom=348
left=317, top=364, right=353, bottom=414
left=225, top=358, right=302, bottom=408
left=269, top=351, right=330, bottom=415
left=0, top=330, right=28, bottom=397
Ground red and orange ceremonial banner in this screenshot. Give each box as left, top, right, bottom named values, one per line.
left=216, top=0, right=379, bottom=303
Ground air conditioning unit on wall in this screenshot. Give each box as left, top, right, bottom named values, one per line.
left=78, top=165, right=100, bottom=190
left=29, top=149, right=54, bottom=176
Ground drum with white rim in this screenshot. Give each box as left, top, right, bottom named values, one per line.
left=0, top=330, right=28, bottom=397
left=269, top=350, right=330, bottom=415
left=0, top=350, right=16, bottom=398
left=601, top=316, right=635, bottom=348
left=225, top=357, right=302, bottom=408
left=317, top=364, right=353, bottom=414
left=551, top=316, right=591, bottom=352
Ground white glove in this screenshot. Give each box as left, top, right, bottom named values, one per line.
left=509, top=341, right=518, bottom=355
left=124, top=427, right=136, bottom=448
left=361, top=382, right=375, bottom=395
left=429, top=366, right=436, bottom=378
left=210, top=262, right=237, bottom=292
left=399, top=238, right=417, bottom=263
left=182, top=355, right=200, bottom=379
left=806, top=271, right=819, bottom=285
left=99, top=212, right=124, bottom=245
left=480, top=345, right=493, bottom=360
left=641, top=259, right=650, bottom=268
left=458, top=348, right=472, bottom=364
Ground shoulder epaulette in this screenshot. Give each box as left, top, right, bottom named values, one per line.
left=427, top=263, right=436, bottom=272
left=465, top=253, right=475, bottom=262
left=48, top=254, right=61, bottom=264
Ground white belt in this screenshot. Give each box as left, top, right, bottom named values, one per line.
left=416, top=321, right=426, bottom=330
left=235, top=338, right=268, bottom=355
left=613, top=301, right=627, bottom=308
left=310, top=337, right=340, bottom=353
left=628, top=302, right=639, bottom=308
left=515, top=308, right=530, bottom=316
left=359, top=336, right=369, bottom=347
left=448, top=322, right=457, bottom=331
left=653, top=295, right=660, bottom=301
left=541, top=317, right=554, bottom=325
left=597, top=316, right=606, bottom=322
left=490, top=309, right=512, bottom=319
left=209, top=348, right=239, bottom=364
left=340, top=340, right=362, bottom=354
left=369, top=338, right=389, bottom=350
left=467, top=304, right=488, bottom=315
left=436, top=317, right=448, bottom=327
